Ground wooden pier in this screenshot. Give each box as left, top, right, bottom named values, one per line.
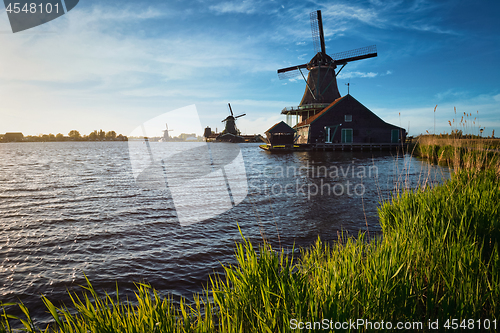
left=311, top=143, right=406, bottom=151
left=260, top=143, right=406, bottom=153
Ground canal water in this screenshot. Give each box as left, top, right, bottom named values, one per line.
left=0, top=142, right=449, bottom=323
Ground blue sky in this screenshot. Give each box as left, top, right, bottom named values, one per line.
left=1, top=0, right=499, bottom=137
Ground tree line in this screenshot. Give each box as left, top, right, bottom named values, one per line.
left=22, top=130, right=128, bottom=142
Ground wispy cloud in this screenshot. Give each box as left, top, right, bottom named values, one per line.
left=338, top=71, right=378, bottom=79
left=396, top=22, right=460, bottom=35
left=321, top=4, right=382, bottom=28
left=209, top=0, right=260, bottom=14
left=373, top=91, right=500, bottom=135
left=297, top=53, right=309, bottom=61
left=0, top=5, right=270, bottom=86
left=435, top=89, right=468, bottom=101
left=317, top=0, right=459, bottom=36
left=0, top=3, right=278, bottom=135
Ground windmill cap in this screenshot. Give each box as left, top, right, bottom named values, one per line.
left=308, top=52, right=335, bottom=69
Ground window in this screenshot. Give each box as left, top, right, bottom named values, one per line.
left=344, top=115, right=352, bottom=122
left=341, top=129, right=353, bottom=143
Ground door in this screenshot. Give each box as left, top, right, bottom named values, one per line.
left=341, top=129, right=353, bottom=143
left=391, top=129, right=399, bottom=143
left=325, top=125, right=340, bottom=143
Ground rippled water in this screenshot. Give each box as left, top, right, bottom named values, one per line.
left=0, top=142, right=449, bottom=322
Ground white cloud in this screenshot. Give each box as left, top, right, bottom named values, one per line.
left=322, top=4, right=380, bottom=26
left=0, top=5, right=271, bottom=86
left=318, top=1, right=459, bottom=36
left=435, top=89, right=467, bottom=101
left=397, top=22, right=460, bottom=35
left=209, top=1, right=260, bottom=14
left=0, top=4, right=278, bottom=135
left=372, top=97, right=500, bottom=136
left=338, top=71, right=378, bottom=79
left=297, top=53, right=309, bottom=61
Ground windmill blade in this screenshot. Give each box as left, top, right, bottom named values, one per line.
left=331, top=45, right=377, bottom=65
left=228, top=103, right=234, bottom=116
left=277, top=63, right=309, bottom=80
left=310, top=10, right=326, bottom=55
left=235, top=114, right=246, bottom=119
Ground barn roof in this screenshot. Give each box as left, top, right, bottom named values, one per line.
left=265, top=121, right=296, bottom=134
left=295, top=94, right=399, bottom=129
left=295, top=96, right=346, bottom=128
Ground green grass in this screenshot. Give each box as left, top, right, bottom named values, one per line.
left=2, top=167, right=500, bottom=332
left=415, top=139, right=499, bottom=171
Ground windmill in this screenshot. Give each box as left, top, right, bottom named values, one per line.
left=278, top=10, right=377, bottom=125
left=221, top=103, right=246, bottom=136
left=216, top=103, right=246, bottom=143
left=163, top=123, right=173, bottom=141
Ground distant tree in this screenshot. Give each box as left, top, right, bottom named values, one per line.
left=88, top=130, right=98, bottom=141
left=98, top=129, right=105, bottom=141
left=56, top=133, right=64, bottom=141
left=105, top=131, right=117, bottom=140
left=68, top=130, right=81, bottom=140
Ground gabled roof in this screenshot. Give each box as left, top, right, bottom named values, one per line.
left=266, top=121, right=296, bottom=134
left=295, top=94, right=399, bottom=129
left=295, top=96, right=346, bottom=128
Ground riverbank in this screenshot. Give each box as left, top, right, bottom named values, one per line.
left=412, top=135, right=500, bottom=168
left=2, top=157, right=499, bottom=332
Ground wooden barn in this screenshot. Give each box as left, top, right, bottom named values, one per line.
left=265, top=121, right=296, bottom=146
left=295, top=95, right=405, bottom=144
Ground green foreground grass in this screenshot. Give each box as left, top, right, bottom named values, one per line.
left=2, top=163, right=500, bottom=332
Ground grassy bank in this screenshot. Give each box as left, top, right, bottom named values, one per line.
left=2, top=167, right=500, bottom=332
left=413, top=135, right=499, bottom=169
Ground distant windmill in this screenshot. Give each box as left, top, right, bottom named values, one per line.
left=278, top=10, right=377, bottom=123
left=163, top=123, right=173, bottom=141
left=222, top=103, right=246, bottom=136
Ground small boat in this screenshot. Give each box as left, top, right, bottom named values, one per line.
left=259, top=144, right=311, bottom=152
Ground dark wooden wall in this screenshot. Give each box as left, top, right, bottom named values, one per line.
left=307, top=95, right=406, bottom=144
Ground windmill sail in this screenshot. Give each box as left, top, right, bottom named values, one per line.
left=276, top=9, right=378, bottom=126
left=331, top=45, right=377, bottom=65
left=277, top=64, right=309, bottom=80
left=276, top=10, right=377, bottom=106
left=310, top=10, right=326, bottom=55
